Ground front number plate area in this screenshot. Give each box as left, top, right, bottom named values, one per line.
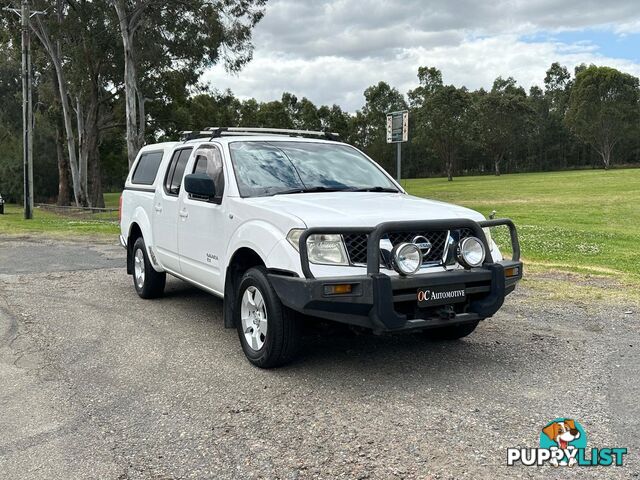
left=417, top=284, right=466, bottom=307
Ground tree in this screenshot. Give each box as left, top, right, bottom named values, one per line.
left=544, top=62, right=571, bottom=113
left=408, top=66, right=443, bottom=107
left=356, top=82, right=407, bottom=173
left=25, top=0, right=120, bottom=207
left=110, top=0, right=267, bottom=167
left=409, top=67, right=472, bottom=181
left=256, top=98, right=294, bottom=128
left=566, top=65, right=640, bottom=169
left=425, top=86, right=471, bottom=181
left=318, top=104, right=351, bottom=140
left=476, top=77, right=532, bottom=175
left=0, top=43, right=24, bottom=202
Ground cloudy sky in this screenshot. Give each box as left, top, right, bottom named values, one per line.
left=204, top=0, right=640, bottom=111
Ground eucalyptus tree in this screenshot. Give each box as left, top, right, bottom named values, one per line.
left=354, top=81, right=407, bottom=173
left=476, top=77, right=532, bottom=175
left=19, top=0, right=120, bottom=206
left=566, top=65, right=640, bottom=169
left=110, top=0, right=267, bottom=167
left=0, top=43, right=23, bottom=201
left=409, top=67, right=472, bottom=181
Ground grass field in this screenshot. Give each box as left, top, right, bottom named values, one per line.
left=104, top=192, right=120, bottom=209
left=2, top=168, right=639, bottom=283
left=404, top=168, right=640, bottom=282
left=0, top=204, right=119, bottom=236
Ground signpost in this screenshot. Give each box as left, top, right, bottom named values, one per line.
left=386, top=110, right=408, bottom=181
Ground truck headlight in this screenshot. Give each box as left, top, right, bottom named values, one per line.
left=391, top=242, right=423, bottom=275
left=307, top=234, right=349, bottom=265
left=457, top=237, right=486, bottom=268
left=287, top=230, right=349, bottom=265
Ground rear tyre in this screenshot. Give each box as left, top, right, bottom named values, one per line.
left=235, top=266, right=300, bottom=368
left=423, top=321, right=480, bottom=340
left=132, top=237, right=166, bottom=299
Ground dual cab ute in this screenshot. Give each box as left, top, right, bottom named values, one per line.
left=120, top=127, right=522, bottom=367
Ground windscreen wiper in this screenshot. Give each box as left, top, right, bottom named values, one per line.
left=272, top=186, right=353, bottom=195
left=351, top=186, right=400, bottom=193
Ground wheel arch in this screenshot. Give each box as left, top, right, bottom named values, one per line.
left=126, top=206, right=164, bottom=273
left=126, top=222, right=143, bottom=274
left=223, top=247, right=266, bottom=329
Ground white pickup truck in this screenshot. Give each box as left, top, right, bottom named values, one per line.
left=119, top=127, right=522, bottom=367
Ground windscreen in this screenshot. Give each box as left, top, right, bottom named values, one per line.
left=229, top=141, right=397, bottom=197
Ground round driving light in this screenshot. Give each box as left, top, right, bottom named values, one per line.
left=457, top=236, right=486, bottom=268
left=391, top=242, right=423, bottom=276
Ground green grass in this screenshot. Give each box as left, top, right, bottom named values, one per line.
left=103, top=192, right=120, bottom=208
left=0, top=204, right=119, bottom=237
left=3, top=169, right=640, bottom=283
left=403, top=168, right=640, bottom=282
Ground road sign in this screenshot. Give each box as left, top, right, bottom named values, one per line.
left=386, top=110, right=408, bottom=143
left=387, top=110, right=408, bottom=181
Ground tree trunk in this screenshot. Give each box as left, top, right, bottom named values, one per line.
left=602, top=146, right=611, bottom=170
left=446, top=144, right=454, bottom=181
left=31, top=16, right=86, bottom=206
left=88, top=146, right=104, bottom=208
left=113, top=0, right=145, bottom=167
left=76, top=96, right=89, bottom=201
left=494, top=156, right=501, bottom=176
left=51, top=67, right=70, bottom=206
left=56, top=125, right=71, bottom=206
left=85, top=92, right=104, bottom=208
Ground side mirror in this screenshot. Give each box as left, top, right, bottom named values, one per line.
left=184, top=173, right=216, bottom=198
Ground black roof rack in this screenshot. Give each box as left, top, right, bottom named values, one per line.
left=179, top=127, right=340, bottom=142
left=179, top=128, right=226, bottom=142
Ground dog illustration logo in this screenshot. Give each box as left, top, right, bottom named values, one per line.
left=507, top=417, right=627, bottom=467
left=539, top=418, right=586, bottom=467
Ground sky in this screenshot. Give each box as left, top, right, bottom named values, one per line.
left=204, top=0, right=640, bottom=112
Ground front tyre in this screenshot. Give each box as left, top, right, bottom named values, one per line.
left=235, top=267, right=300, bottom=368
left=132, top=237, right=166, bottom=299
left=423, top=320, right=480, bottom=340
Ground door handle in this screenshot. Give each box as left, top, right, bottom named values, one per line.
left=179, top=209, right=189, bottom=218
left=154, top=204, right=163, bottom=213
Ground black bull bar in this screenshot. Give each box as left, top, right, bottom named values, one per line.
left=268, top=218, right=522, bottom=331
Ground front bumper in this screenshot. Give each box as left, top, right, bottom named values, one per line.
left=269, top=218, right=523, bottom=332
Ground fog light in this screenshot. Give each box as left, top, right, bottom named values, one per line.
left=391, top=242, right=423, bottom=276
left=323, top=284, right=353, bottom=295
left=457, top=237, right=486, bottom=268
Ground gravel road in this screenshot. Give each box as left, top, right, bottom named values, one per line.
left=0, top=235, right=638, bottom=479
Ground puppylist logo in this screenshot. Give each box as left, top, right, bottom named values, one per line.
left=507, top=418, right=627, bottom=467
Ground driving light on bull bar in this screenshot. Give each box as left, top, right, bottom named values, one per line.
left=457, top=236, right=486, bottom=268
left=391, top=242, right=423, bottom=276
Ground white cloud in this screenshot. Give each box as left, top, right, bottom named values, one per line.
left=204, top=0, right=640, bottom=111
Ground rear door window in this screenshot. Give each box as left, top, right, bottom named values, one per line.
left=131, top=151, right=163, bottom=185
left=164, top=148, right=193, bottom=196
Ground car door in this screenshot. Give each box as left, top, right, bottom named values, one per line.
left=177, top=145, right=227, bottom=293
left=152, top=147, right=193, bottom=273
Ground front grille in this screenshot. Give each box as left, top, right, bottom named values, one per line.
left=343, top=228, right=476, bottom=267
left=343, top=233, right=369, bottom=265
left=387, top=230, right=448, bottom=263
